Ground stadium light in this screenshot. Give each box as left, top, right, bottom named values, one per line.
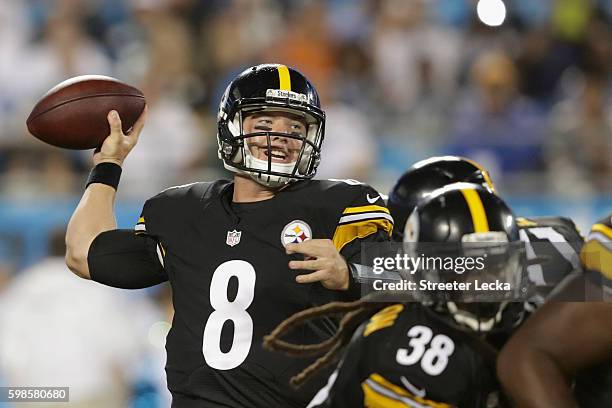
left=477, top=0, right=507, bottom=27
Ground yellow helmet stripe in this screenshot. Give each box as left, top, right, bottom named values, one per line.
left=461, top=189, right=490, bottom=232
left=277, top=65, right=291, bottom=91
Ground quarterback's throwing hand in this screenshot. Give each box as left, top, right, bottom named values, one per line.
left=93, top=107, right=147, bottom=166
left=286, top=239, right=349, bottom=290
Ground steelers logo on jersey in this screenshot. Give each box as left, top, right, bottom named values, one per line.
left=281, top=220, right=312, bottom=245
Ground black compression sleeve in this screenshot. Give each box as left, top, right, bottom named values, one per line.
left=88, top=229, right=168, bottom=289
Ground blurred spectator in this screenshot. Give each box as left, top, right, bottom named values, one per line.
left=516, top=27, right=575, bottom=105
left=0, top=0, right=34, bottom=143
left=264, top=1, right=336, bottom=93
left=447, top=50, right=545, bottom=180
left=325, top=0, right=372, bottom=41
left=0, top=148, right=41, bottom=200
left=0, top=230, right=168, bottom=408
left=200, top=0, right=284, bottom=88
left=550, top=0, right=594, bottom=43
left=316, top=101, right=376, bottom=181
left=13, top=7, right=113, bottom=133
left=115, top=5, right=207, bottom=199
left=0, top=148, right=78, bottom=200
left=546, top=74, right=612, bottom=196
left=370, top=0, right=461, bottom=113
left=581, top=14, right=612, bottom=78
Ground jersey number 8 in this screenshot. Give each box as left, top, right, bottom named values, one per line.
left=396, top=325, right=455, bottom=376
left=202, top=260, right=256, bottom=370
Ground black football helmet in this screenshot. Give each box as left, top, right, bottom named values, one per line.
left=217, top=64, right=325, bottom=187
left=403, top=182, right=527, bottom=333
left=388, top=156, right=495, bottom=241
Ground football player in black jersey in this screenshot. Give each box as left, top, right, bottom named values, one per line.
left=497, top=214, right=612, bottom=408
left=65, top=64, right=392, bottom=407
left=266, top=184, right=528, bottom=407
left=387, top=156, right=584, bottom=304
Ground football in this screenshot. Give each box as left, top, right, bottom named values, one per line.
left=26, top=75, right=146, bottom=149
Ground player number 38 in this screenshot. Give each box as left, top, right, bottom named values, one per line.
left=396, top=325, right=455, bottom=376
left=203, top=260, right=256, bottom=370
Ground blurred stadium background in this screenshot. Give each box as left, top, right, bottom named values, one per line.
left=0, top=0, right=610, bottom=406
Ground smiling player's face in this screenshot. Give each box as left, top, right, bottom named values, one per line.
left=242, top=111, right=307, bottom=164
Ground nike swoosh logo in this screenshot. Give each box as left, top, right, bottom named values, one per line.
left=366, top=194, right=380, bottom=204
left=400, top=376, right=426, bottom=398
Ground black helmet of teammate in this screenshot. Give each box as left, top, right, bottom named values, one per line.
left=388, top=156, right=495, bottom=241
left=217, top=64, right=326, bottom=188
left=404, top=182, right=526, bottom=333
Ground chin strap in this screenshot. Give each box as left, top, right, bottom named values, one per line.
left=243, top=147, right=298, bottom=187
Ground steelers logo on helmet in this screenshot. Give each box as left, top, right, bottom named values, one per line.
left=281, top=220, right=312, bottom=245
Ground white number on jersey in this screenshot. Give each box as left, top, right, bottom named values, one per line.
left=202, top=260, right=256, bottom=370
left=396, top=325, right=455, bottom=376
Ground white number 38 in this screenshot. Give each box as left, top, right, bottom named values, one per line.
left=396, top=325, right=455, bottom=376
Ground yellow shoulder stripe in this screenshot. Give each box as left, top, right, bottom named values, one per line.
left=364, top=304, right=403, bottom=337
left=333, top=218, right=393, bottom=252
left=362, top=373, right=451, bottom=408
left=516, top=217, right=538, bottom=228
left=343, top=205, right=390, bottom=215
left=277, top=65, right=291, bottom=91
left=591, top=223, right=612, bottom=240
left=581, top=239, right=612, bottom=279
left=362, top=383, right=410, bottom=408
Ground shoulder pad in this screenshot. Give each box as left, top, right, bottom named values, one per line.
left=138, top=180, right=230, bottom=237
left=581, top=213, right=612, bottom=281
left=519, top=216, right=583, bottom=241
left=593, top=214, right=612, bottom=230
left=518, top=216, right=577, bottom=230
left=149, top=180, right=228, bottom=204
left=292, top=179, right=386, bottom=208
left=363, top=304, right=404, bottom=337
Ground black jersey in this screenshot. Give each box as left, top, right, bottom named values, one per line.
left=517, top=216, right=584, bottom=302
left=134, top=178, right=392, bottom=407
left=308, top=303, right=498, bottom=408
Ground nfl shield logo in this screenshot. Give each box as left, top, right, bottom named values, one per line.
left=226, top=230, right=242, bottom=247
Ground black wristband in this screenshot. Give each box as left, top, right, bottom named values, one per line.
left=86, top=162, right=122, bottom=190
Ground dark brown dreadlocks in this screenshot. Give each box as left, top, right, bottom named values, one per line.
left=263, top=291, right=398, bottom=388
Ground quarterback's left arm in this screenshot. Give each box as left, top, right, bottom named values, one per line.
left=287, top=183, right=392, bottom=295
